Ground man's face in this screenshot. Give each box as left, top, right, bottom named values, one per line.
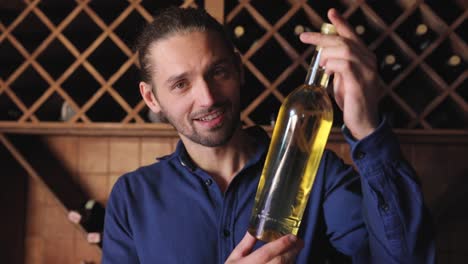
left=146, top=30, right=242, bottom=147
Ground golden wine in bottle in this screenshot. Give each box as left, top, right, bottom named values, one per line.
left=249, top=23, right=336, bottom=242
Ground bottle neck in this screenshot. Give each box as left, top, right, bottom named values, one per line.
left=305, top=46, right=330, bottom=88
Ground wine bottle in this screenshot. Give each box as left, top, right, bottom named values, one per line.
left=34, top=93, right=65, bottom=121
left=347, top=8, right=381, bottom=46
left=0, top=95, right=22, bottom=120
left=379, top=53, right=403, bottom=83
left=227, top=10, right=264, bottom=54
left=68, top=199, right=105, bottom=233
left=442, top=54, right=465, bottom=83
left=234, top=25, right=245, bottom=38
left=278, top=9, right=314, bottom=54
left=292, top=23, right=313, bottom=47
left=413, top=23, right=436, bottom=52
left=448, top=55, right=461, bottom=67
left=232, top=24, right=250, bottom=52
left=294, top=25, right=305, bottom=35
left=249, top=23, right=336, bottom=242
left=60, top=101, right=76, bottom=121
left=396, top=8, right=439, bottom=54
left=355, top=24, right=366, bottom=36
left=426, top=37, right=466, bottom=84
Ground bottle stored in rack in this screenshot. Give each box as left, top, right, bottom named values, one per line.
left=347, top=8, right=381, bottom=45
left=68, top=199, right=105, bottom=245
left=226, top=10, right=265, bottom=54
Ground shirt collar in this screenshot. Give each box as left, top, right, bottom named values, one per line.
left=157, top=126, right=271, bottom=171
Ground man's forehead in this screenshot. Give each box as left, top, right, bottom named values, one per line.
left=149, top=31, right=231, bottom=65
left=147, top=30, right=233, bottom=81
left=152, top=30, right=231, bottom=57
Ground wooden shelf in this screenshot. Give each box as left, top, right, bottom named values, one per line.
left=0, top=121, right=466, bottom=144
left=0, top=121, right=177, bottom=137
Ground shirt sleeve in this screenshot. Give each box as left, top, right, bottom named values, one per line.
left=102, top=177, right=140, bottom=264
left=323, top=119, right=436, bottom=263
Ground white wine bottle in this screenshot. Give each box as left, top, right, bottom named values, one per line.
left=249, top=23, right=336, bottom=242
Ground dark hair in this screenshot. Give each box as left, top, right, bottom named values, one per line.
left=135, top=6, right=235, bottom=83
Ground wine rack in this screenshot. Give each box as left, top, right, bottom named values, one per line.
left=0, top=0, right=205, bottom=128
left=225, top=0, right=467, bottom=128
left=0, top=0, right=466, bottom=131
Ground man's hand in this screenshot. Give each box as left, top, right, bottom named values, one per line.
left=225, top=232, right=304, bottom=264
left=300, top=8, right=382, bottom=140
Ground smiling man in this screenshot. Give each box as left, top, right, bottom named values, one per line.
left=102, top=6, right=435, bottom=264
left=142, top=29, right=242, bottom=148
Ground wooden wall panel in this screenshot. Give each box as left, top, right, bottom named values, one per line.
left=13, top=133, right=467, bottom=263
left=0, top=142, right=27, bottom=264
left=19, top=134, right=178, bottom=263
left=24, top=178, right=101, bottom=264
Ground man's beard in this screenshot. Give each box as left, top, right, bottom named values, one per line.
left=159, top=103, right=241, bottom=147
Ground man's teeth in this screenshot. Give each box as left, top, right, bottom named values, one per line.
left=199, top=111, right=221, bottom=121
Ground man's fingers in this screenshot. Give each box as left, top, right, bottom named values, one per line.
left=327, top=8, right=363, bottom=44
left=299, top=32, right=342, bottom=47
left=300, top=8, right=364, bottom=48
left=332, top=73, right=344, bottom=111
left=248, top=235, right=301, bottom=262
left=268, top=241, right=304, bottom=264
left=320, top=44, right=362, bottom=66
left=227, top=232, right=257, bottom=260
left=227, top=234, right=304, bottom=264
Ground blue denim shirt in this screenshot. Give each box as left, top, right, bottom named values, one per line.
left=103, top=121, right=435, bottom=263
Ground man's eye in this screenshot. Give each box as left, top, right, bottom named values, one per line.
left=213, top=67, right=229, bottom=79
left=173, top=81, right=188, bottom=90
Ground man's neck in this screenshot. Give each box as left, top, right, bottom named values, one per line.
left=180, top=128, right=257, bottom=192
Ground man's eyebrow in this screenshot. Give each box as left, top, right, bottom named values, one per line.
left=206, top=58, right=234, bottom=73
left=211, top=58, right=232, bottom=67
left=164, top=58, right=233, bottom=85
left=165, top=72, right=189, bottom=85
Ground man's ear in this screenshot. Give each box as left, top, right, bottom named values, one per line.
left=139, top=81, right=161, bottom=113
left=234, top=51, right=245, bottom=86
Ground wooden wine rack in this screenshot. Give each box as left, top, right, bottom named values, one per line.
left=0, top=0, right=466, bottom=133
left=224, top=0, right=467, bottom=129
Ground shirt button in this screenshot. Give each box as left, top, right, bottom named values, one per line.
left=356, top=151, right=365, bottom=159
left=380, top=203, right=390, bottom=212
left=204, top=179, right=213, bottom=186
left=223, top=229, right=231, bottom=237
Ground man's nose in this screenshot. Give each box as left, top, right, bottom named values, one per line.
left=194, top=79, right=216, bottom=107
